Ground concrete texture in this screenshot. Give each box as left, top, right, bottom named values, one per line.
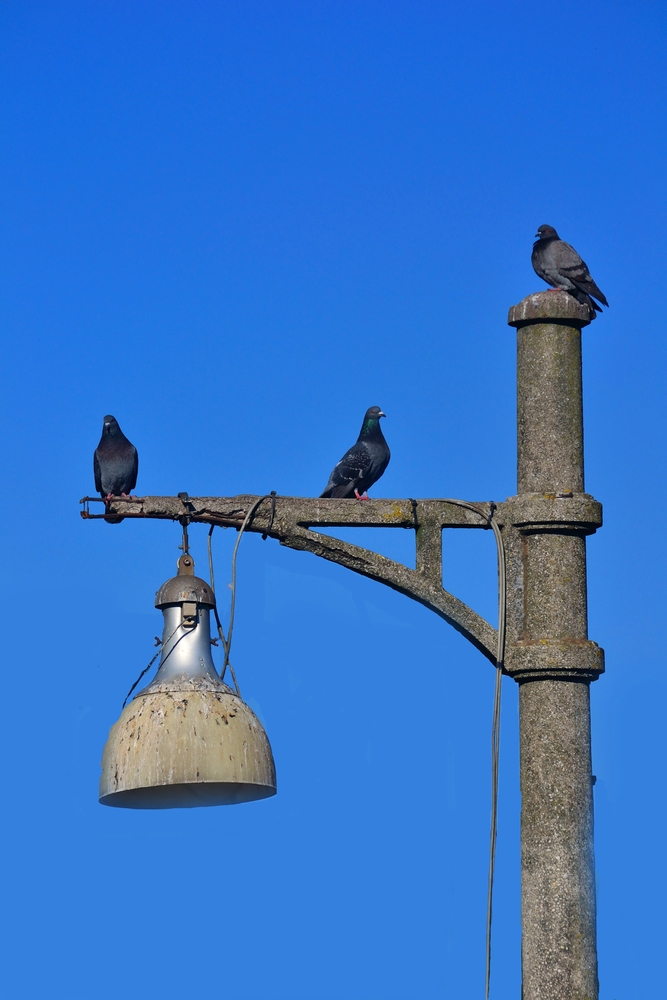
left=509, top=291, right=601, bottom=1000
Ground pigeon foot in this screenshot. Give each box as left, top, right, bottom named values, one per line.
left=354, top=490, right=370, bottom=500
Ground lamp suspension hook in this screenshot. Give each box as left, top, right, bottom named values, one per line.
left=178, top=491, right=194, bottom=558
left=179, top=518, right=190, bottom=557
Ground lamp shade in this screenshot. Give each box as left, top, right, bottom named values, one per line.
left=99, top=555, right=276, bottom=808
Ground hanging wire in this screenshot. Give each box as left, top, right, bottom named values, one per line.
left=207, top=525, right=231, bottom=679
left=121, top=622, right=182, bottom=708
left=207, top=525, right=237, bottom=693
left=123, top=490, right=505, bottom=992
left=207, top=494, right=277, bottom=698
left=440, top=499, right=506, bottom=999
left=484, top=513, right=506, bottom=1000
left=122, top=495, right=276, bottom=709
left=207, top=524, right=218, bottom=595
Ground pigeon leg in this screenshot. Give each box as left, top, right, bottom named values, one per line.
left=354, top=490, right=370, bottom=500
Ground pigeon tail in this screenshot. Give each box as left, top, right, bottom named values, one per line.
left=531, top=227, right=608, bottom=319
left=571, top=280, right=608, bottom=310
left=568, top=287, right=604, bottom=318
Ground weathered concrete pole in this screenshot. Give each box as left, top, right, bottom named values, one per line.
left=506, top=291, right=604, bottom=1000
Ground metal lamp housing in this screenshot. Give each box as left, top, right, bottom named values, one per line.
left=99, top=555, right=276, bottom=808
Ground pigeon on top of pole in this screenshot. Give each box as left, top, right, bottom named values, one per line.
left=320, top=405, right=390, bottom=500
left=93, top=415, right=139, bottom=523
left=531, top=225, right=609, bottom=318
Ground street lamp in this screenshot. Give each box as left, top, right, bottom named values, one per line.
left=83, top=289, right=603, bottom=1000
left=99, top=550, right=276, bottom=808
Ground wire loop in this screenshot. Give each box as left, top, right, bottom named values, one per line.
left=208, top=495, right=277, bottom=697
left=262, top=491, right=277, bottom=540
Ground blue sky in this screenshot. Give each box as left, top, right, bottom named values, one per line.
left=1, top=2, right=666, bottom=997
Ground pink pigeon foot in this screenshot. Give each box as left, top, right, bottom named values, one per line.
left=354, top=490, right=370, bottom=500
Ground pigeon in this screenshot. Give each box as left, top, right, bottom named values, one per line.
left=320, top=405, right=390, bottom=499
left=93, top=415, right=138, bottom=523
left=532, top=225, right=608, bottom=318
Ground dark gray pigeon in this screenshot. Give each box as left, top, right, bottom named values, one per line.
left=532, top=225, right=608, bottom=318
left=94, top=415, right=138, bottom=523
left=320, top=405, right=390, bottom=499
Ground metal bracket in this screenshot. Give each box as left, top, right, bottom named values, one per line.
left=79, top=491, right=604, bottom=672
left=81, top=494, right=502, bottom=663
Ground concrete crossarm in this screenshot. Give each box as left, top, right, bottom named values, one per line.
left=82, top=494, right=501, bottom=664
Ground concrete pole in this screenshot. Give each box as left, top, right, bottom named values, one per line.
left=506, top=291, right=604, bottom=1000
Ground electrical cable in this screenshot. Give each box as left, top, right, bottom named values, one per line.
left=207, top=526, right=234, bottom=691
left=121, top=622, right=182, bottom=708
left=208, top=495, right=276, bottom=698
left=120, top=495, right=275, bottom=709
left=126, top=490, right=505, bottom=996
left=440, top=500, right=506, bottom=1000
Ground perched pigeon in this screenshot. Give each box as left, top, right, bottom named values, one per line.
left=94, top=415, right=138, bottom=523
left=320, top=405, right=390, bottom=499
left=532, top=225, right=608, bottom=318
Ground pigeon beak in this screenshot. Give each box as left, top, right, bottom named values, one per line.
left=378, top=411, right=386, bottom=418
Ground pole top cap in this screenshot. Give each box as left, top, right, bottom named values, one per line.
left=508, top=291, right=593, bottom=329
